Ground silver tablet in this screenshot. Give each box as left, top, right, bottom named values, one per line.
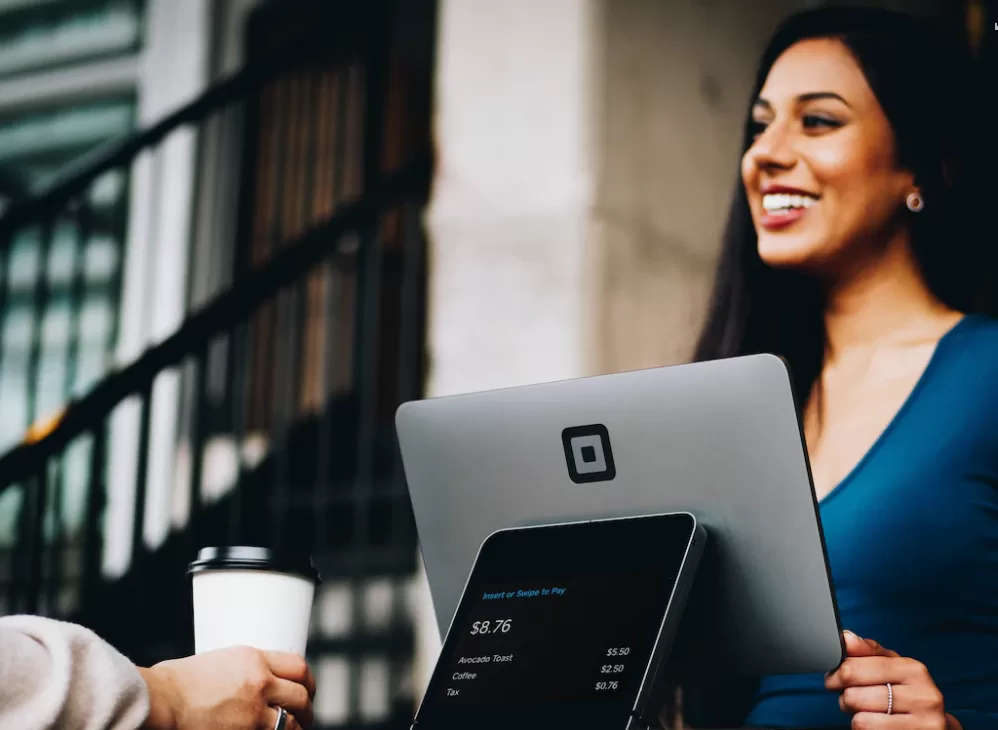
left=396, top=354, right=844, bottom=677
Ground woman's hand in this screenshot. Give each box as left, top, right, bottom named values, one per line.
left=825, top=631, right=959, bottom=730
left=139, top=646, right=316, bottom=730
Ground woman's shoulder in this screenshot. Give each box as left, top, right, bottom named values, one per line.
left=944, top=313, right=998, bottom=360
left=933, top=313, right=998, bottom=406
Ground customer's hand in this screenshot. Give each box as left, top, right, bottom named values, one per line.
left=138, top=646, right=315, bottom=730
left=825, top=631, right=959, bottom=730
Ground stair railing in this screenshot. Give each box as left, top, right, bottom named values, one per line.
left=0, top=0, right=428, bottom=644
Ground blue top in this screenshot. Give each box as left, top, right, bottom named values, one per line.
left=745, top=314, right=998, bottom=730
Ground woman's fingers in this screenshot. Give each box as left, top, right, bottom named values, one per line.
left=848, top=712, right=930, bottom=730
left=824, top=635, right=948, bottom=730
left=258, top=652, right=315, bottom=729
left=826, top=656, right=928, bottom=690
left=263, top=651, right=316, bottom=699
left=839, top=681, right=945, bottom=716
left=265, top=678, right=313, bottom=728
left=840, top=683, right=904, bottom=714
left=843, top=631, right=900, bottom=658
left=263, top=706, right=302, bottom=730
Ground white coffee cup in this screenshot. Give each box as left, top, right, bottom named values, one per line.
left=188, top=546, right=321, bottom=656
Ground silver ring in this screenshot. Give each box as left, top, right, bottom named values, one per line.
left=274, top=706, right=288, bottom=730
left=886, top=682, right=893, bottom=715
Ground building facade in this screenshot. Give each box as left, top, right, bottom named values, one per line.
left=0, top=0, right=990, bottom=724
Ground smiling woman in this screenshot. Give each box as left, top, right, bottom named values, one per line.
left=745, top=38, right=916, bottom=274
left=685, top=6, right=998, bottom=730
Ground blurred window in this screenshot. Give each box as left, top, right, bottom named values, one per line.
left=0, top=98, right=134, bottom=454
left=0, top=0, right=143, bottom=548
left=0, top=0, right=142, bottom=80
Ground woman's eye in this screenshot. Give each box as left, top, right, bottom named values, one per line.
left=802, top=114, right=841, bottom=130
left=749, top=119, right=768, bottom=137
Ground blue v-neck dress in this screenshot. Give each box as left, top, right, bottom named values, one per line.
left=745, top=314, right=998, bottom=730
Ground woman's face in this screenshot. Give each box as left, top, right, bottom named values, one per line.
left=741, top=38, right=915, bottom=274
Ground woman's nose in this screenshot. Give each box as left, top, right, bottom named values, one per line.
left=747, top=123, right=796, bottom=172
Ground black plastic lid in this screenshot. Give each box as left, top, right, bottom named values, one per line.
left=187, top=546, right=321, bottom=584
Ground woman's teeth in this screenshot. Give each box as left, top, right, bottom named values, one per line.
left=762, top=193, right=817, bottom=212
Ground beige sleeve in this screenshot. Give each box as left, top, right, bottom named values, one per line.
left=0, top=614, right=151, bottom=730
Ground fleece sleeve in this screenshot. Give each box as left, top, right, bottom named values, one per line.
left=0, top=614, right=150, bottom=730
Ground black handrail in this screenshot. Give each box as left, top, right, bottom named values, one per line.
left=0, top=5, right=429, bottom=723
left=0, top=153, right=431, bottom=490
left=0, top=1, right=374, bottom=241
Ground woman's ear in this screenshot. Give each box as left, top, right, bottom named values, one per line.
left=896, top=169, right=917, bottom=204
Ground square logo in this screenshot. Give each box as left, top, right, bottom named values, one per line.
left=561, top=424, right=616, bottom=483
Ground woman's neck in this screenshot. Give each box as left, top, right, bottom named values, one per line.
left=822, top=238, right=960, bottom=365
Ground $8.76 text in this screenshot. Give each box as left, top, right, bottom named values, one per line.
left=470, top=619, right=512, bottom=635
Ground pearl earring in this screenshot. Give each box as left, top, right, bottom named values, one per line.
left=906, top=191, right=924, bottom=212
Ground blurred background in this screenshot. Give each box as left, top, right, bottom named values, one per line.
left=0, top=1, right=992, bottom=729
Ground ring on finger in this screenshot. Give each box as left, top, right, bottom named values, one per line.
left=840, top=682, right=904, bottom=714
left=274, top=706, right=288, bottom=730
left=886, top=683, right=893, bottom=716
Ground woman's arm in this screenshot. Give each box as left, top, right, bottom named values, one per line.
left=0, top=615, right=150, bottom=730
left=1, top=614, right=316, bottom=730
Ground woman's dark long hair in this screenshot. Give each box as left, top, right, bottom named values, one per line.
left=693, top=6, right=994, bottom=403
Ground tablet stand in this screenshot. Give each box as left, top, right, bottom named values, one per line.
left=412, top=513, right=707, bottom=730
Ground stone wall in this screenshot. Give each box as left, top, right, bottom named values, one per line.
left=592, top=0, right=800, bottom=374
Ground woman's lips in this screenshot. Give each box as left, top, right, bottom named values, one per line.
left=760, top=206, right=810, bottom=230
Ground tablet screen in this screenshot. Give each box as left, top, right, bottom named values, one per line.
left=414, top=513, right=697, bottom=730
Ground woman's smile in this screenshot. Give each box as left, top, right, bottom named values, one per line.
left=759, top=185, right=820, bottom=230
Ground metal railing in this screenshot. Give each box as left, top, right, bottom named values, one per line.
left=0, top=1, right=432, bottom=727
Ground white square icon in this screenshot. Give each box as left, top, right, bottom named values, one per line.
left=570, top=435, right=607, bottom=475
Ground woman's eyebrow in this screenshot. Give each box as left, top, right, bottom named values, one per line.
left=753, top=91, right=851, bottom=109
left=797, top=91, right=851, bottom=107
